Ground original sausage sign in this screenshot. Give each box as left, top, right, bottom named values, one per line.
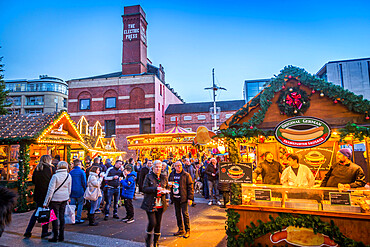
left=219, top=163, right=253, bottom=183
left=274, top=117, right=331, bottom=149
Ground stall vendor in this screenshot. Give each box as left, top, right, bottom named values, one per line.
left=321, top=148, right=366, bottom=189
left=253, top=152, right=283, bottom=185
left=281, top=154, right=315, bottom=187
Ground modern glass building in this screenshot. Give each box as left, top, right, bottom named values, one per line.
left=4, top=75, right=68, bottom=114
left=243, top=79, right=270, bottom=103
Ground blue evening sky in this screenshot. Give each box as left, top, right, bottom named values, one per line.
left=1, top=0, right=370, bottom=103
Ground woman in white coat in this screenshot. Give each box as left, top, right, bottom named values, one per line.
left=281, top=154, right=315, bottom=187
left=86, top=166, right=104, bottom=226
left=43, top=161, right=72, bottom=242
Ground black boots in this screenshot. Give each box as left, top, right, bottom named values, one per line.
left=58, top=230, right=64, bottom=242
left=89, top=213, right=98, bottom=226
left=153, top=233, right=161, bottom=247
left=48, top=230, right=58, bottom=242
left=145, top=232, right=152, bottom=247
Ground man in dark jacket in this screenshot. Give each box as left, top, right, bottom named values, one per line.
left=169, top=161, right=194, bottom=238
left=183, top=158, right=197, bottom=207
left=205, top=158, right=221, bottom=206
left=104, top=160, right=124, bottom=220
left=138, top=160, right=153, bottom=193
left=321, top=148, right=366, bottom=188
left=69, top=159, right=87, bottom=224
left=253, top=152, right=283, bottom=185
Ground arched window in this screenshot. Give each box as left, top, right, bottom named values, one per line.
left=129, top=87, right=145, bottom=109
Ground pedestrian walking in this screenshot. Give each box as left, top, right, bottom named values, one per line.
left=138, top=160, right=153, bottom=193
left=104, top=160, right=123, bottom=220
left=183, top=158, right=196, bottom=207
left=169, top=161, right=194, bottom=238
left=200, top=159, right=209, bottom=199
left=120, top=166, right=137, bottom=223
left=43, top=161, right=72, bottom=242
left=24, top=155, right=54, bottom=238
left=205, top=158, right=221, bottom=206
left=86, top=166, right=104, bottom=226
left=141, top=160, right=169, bottom=247
left=69, top=159, right=86, bottom=224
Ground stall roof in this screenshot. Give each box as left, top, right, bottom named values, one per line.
left=220, top=66, right=370, bottom=135
left=0, top=112, right=59, bottom=140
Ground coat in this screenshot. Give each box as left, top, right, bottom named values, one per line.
left=121, top=171, right=137, bottom=199
left=205, top=163, right=219, bottom=181
left=141, top=171, right=169, bottom=212
left=138, top=166, right=150, bottom=192
left=168, top=170, right=194, bottom=204
left=43, top=169, right=72, bottom=206
left=280, top=164, right=314, bottom=187
left=321, top=161, right=366, bottom=188
left=69, top=166, right=87, bottom=198
left=32, top=163, right=53, bottom=206
left=87, top=172, right=103, bottom=198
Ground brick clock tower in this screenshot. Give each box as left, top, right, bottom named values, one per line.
left=122, top=5, right=148, bottom=75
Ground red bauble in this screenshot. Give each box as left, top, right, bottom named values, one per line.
left=282, top=85, right=285, bottom=89
left=312, top=90, right=315, bottom=94
left=334, top=100, right=338, bottom=104
left=366, top=116, right=370, bottom=120
left=298, top=82, right=301, bottom=85
left=249, top=126, right=253, bottom=129
left=288, top=75, right=292, bottom=79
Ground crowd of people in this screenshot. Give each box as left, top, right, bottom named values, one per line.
left=22, top=154, right=227, bottom=247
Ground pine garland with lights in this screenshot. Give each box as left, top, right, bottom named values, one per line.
left=220, top=65, right=370, bottom=139
left=67, top=145, right=71, bottom=164
left=339, top=122, right=370, bottom=142
left=0, top=56, right=9, bottom=115
left=15, top=143, right=31, bottom=212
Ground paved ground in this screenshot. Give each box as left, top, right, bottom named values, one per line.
left=1, top=194, right=227, bottom=247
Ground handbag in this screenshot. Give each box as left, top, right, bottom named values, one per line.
left=64, top=203, right=76, bottom=224
left=84, top=186, right=99, bottom=201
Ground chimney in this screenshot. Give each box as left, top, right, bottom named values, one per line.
left=122, top=5, right=148, bottom=75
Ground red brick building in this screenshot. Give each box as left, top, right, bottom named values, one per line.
left=67, top=5, right=183, bottom=151
left=165, top=100, right=245, bottom=132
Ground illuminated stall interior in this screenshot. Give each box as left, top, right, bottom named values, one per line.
left=0, top=111, right=84, bottom=181
left=127, top=126, right=197, bottom=160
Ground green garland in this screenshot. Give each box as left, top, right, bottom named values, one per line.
left=220, top=65, right=370, bottom=139
left=278, top=86, right=310, bottom=116
left=226, top=209, right=367, bottom=247
left=15, top=143, right=31, bottom=212
left=339, top=122, right=370, bottom=141
left=67, top=145, right=71, bottom=164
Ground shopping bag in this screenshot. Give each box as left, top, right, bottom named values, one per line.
left=41, top=209, right=57, bottom=226
left=37, top=208, right=50, bottom=223
left=64, top=204, right=76, bottom=225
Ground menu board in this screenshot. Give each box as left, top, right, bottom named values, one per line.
left=219, top=163, right=252, bottom=183
left=329, top=192, right=351, bottom=206
left=255, top=189, right=272, bottom=201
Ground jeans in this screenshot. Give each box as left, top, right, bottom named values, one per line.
left=203, top=176, right=209, bottom=199
left=104, top=187, right=119, bottom=216
left=25, top=203, right=49, bottom=235
left=146, top=208, right=163, bottom=234
left=174, top=200, right=190, bottom=232
left=90, top=196, right=102, bottom=214
left=70, top=196, right=84, bottom=221
left=124, top=198, right=134, bottom=219
left=208, top=180, right=219, bottom=201
left=49, top=200, right=67, bottom=236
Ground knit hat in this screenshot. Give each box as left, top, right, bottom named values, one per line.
left=338, top=148, right=352, bottom=159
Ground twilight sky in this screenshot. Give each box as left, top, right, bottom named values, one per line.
left=1, top=0, right=370, bottom=103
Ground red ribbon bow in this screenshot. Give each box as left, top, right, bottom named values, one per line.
left=286, top=92, right=302, bottom=109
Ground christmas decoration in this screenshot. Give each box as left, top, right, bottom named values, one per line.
left=278, top=87, right=310, bottom=116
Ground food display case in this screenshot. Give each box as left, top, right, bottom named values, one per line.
left=228, top=184, right=370, bottom=246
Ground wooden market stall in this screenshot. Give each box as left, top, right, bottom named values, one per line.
left=220, top=66, right=370, bottom=246
left=127, top=126, right=197, bottom=160
left=0, top=111, right=85, bottom=211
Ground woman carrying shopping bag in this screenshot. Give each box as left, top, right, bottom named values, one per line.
left=24, top=155, right=54, bottom=238
left=43, top=161, right=71, bottom=242
left=85, top=166, right=104, bottom=226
